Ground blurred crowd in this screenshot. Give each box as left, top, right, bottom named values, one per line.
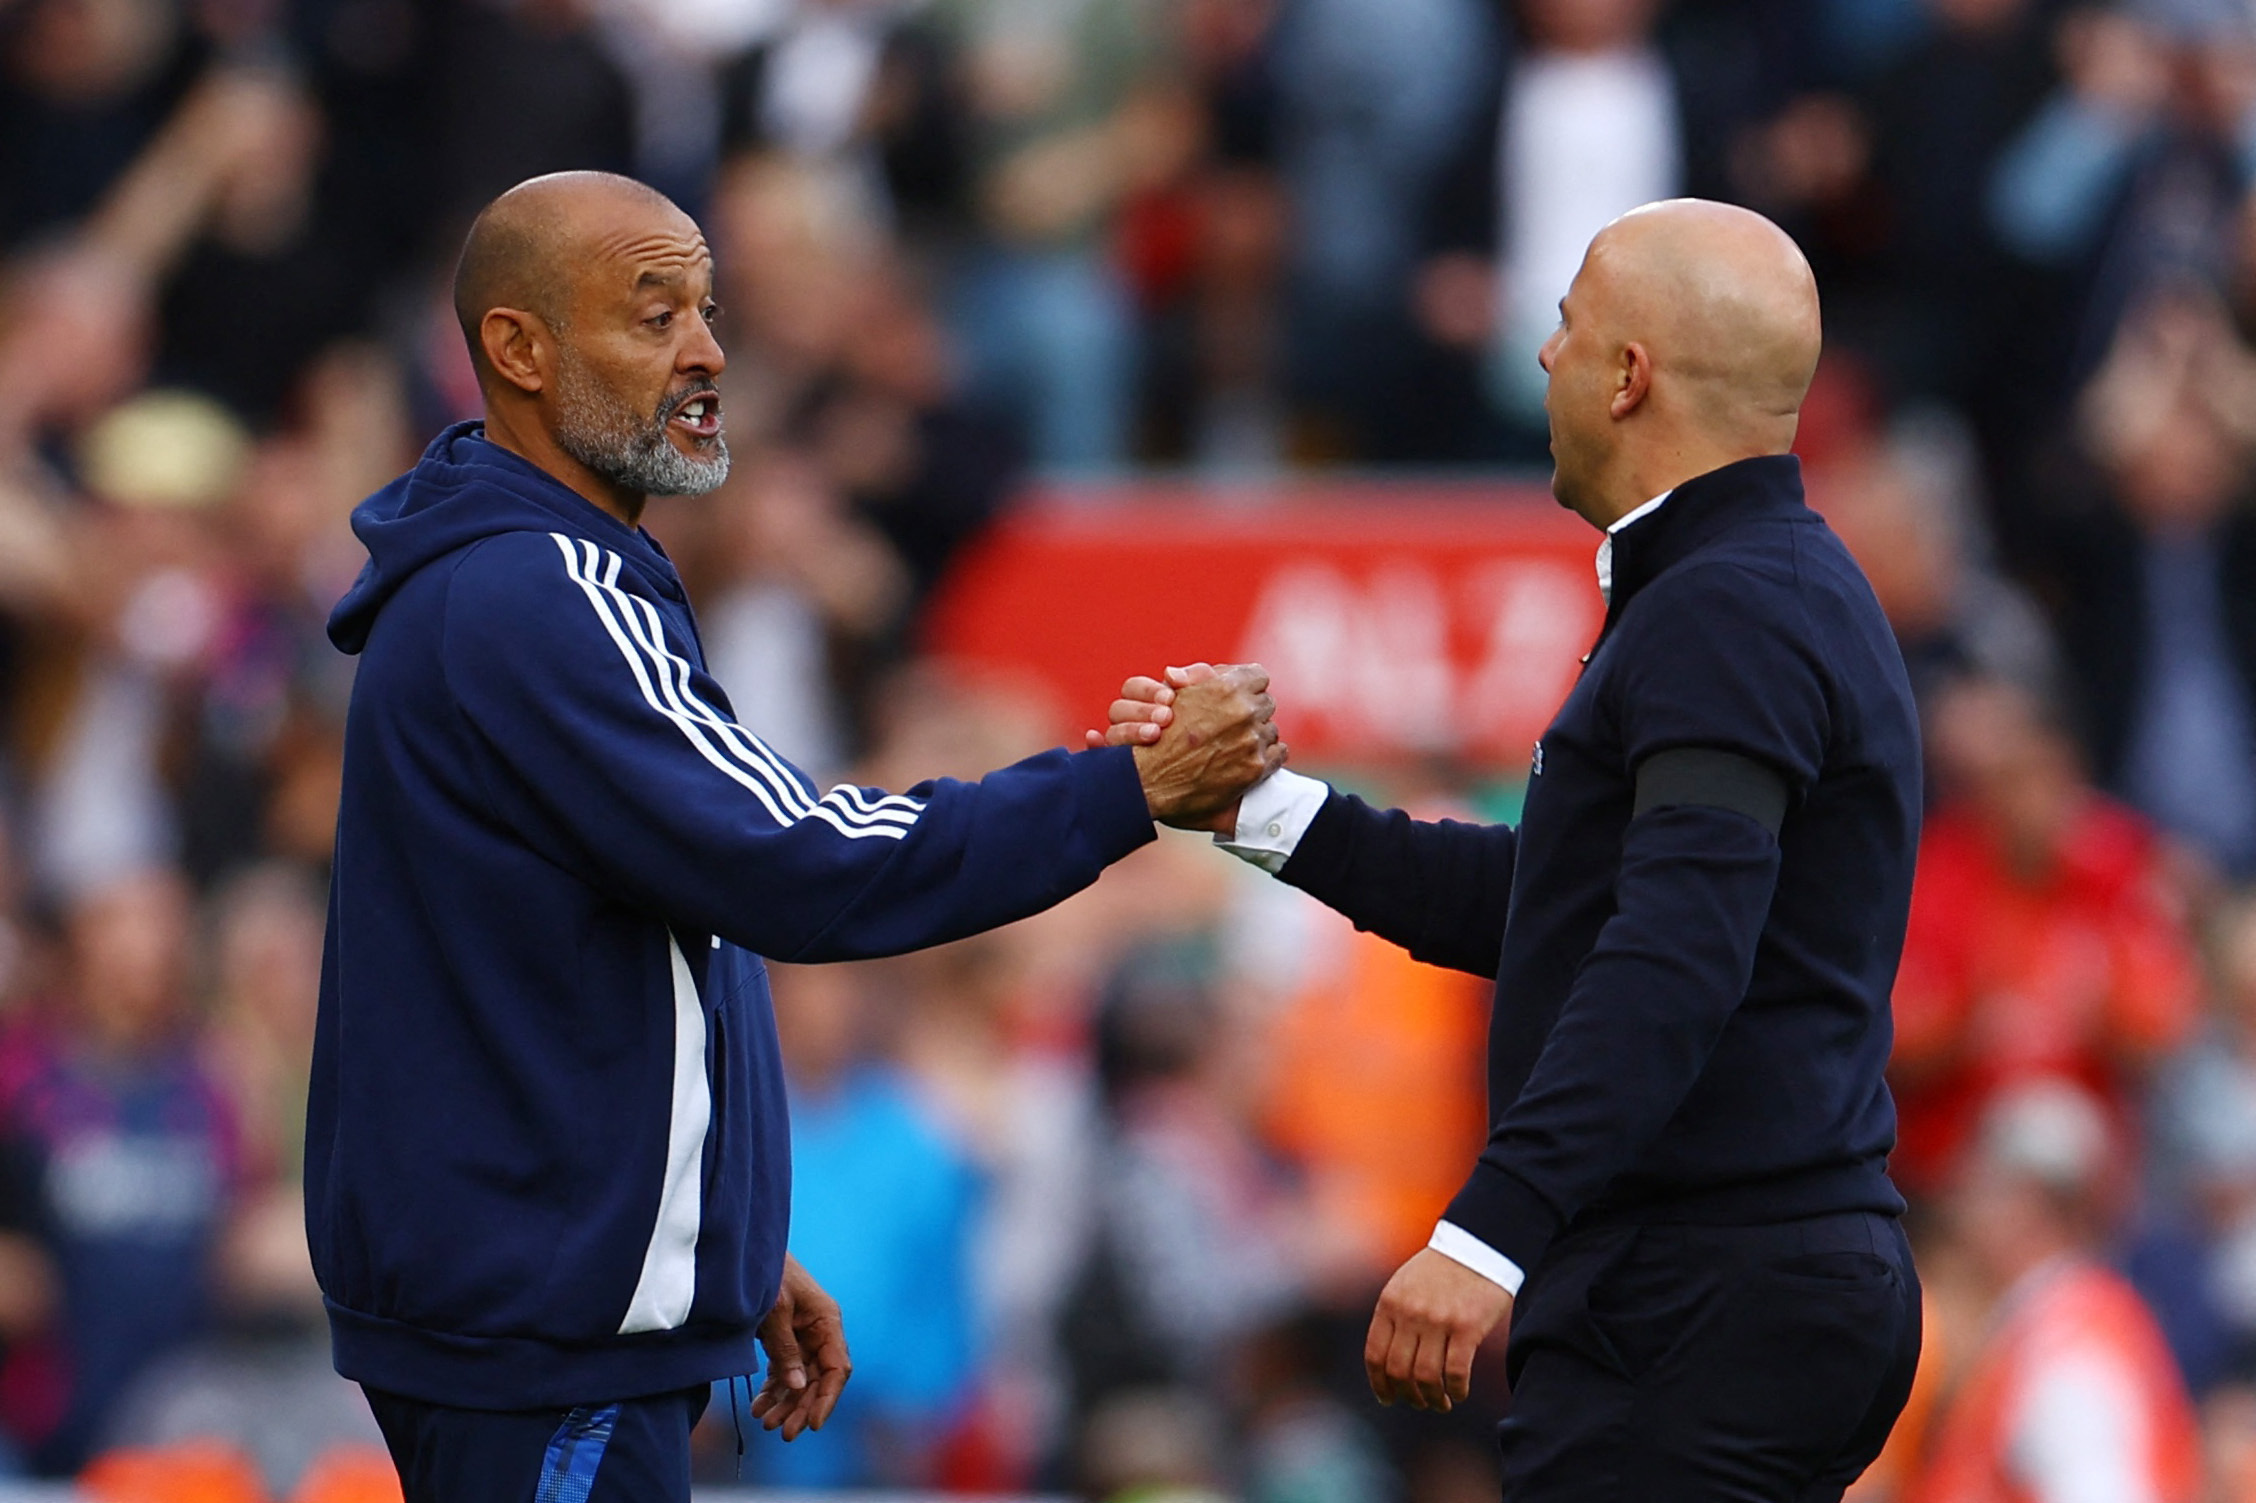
left=8, top=0, right=2256, bottom=1499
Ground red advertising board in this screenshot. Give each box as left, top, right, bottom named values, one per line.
left=923, top=479, right=1606, bottom=772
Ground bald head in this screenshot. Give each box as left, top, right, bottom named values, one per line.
left=1591, top=200, right=1821, bottom=431
left=1540, top=199, right=1822, bottom=524
left=452, top=172, right=686, bottom=370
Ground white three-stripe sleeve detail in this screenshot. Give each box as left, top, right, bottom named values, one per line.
left=597, top=544, right=924, bottom=830
left=613, top=577, right=825, bottom=814
left=824, top=784, right=923, bottom=824
left=613, top=565, right=924, bottom=831
left=594, top=544, right=823, bottom=819
left=550, top=536, right=905, bottom=842
left=551, top=536, right=801, bottom=828
left=583, top=544, right=924, bottom=835
left=618, top=934, right=712, bottom=1334
left=587, top=555, right=885, bottom=841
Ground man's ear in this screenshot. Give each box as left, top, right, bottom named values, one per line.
left=1610, top=341, right=1653, bottom=420
left=479, top=308, right=549, bottom=395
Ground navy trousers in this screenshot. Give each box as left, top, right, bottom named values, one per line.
left=1498, top=1211, right=1921, bottom=1502
left=363, top=1385, right=711, bottom=1503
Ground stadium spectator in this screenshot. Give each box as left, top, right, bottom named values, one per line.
left=853, top=672, right=1218, bottom=1484
left=2155, top=894, right=2256, bottom=1384
left=649, top=444, right=904, bottom=781
left=699, top=154, right=1017, bottom=669
left=1807, top=416, right=2060, bottom=717
left=935, top=0, right=1195, bottom=468
left=0, top=0, right=205, bottom=254
left=1074, top=1386, right=1233, bottom=1503
left=80, top=861, right=378, bottom=1500
left=24, top=391, right=244, bottom=898
left=0, top=1136, right=55, bottom=1477
left=1127, top=0, right=1290, bottom=471
left=426, top=0, right=634, bottom=230
left=1890, top=676, right=2202, bottom=1196
left=1059, top=943, right=1304, bottom=1434
left=0, top=868, right=240, bottom=1476
left=200, top=864, right=324, bottom=1213
left=721, top=961, right=982, bottom=1488
left=1989, top=0, right=2256, bottom=388
left=1236, top=1314, right=1396, bottom=1503
left=1742, top=0, right=2056, bottom=415
left=882, top=933, right=1105, bottom=1485
left=1409, top=0, right=1771, bottom=459
left=717, top=0, right=957, bottom=235
left=2029, top=287, right=2256, bottom=879
left=1902, top=1080, right=2203, bottom=1503
left=1270, top=0, right=1492, bottom=461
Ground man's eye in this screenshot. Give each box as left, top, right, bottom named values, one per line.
left=702, top=304, right=721, bottom=325
left=649, top=311, right=672, bottom=329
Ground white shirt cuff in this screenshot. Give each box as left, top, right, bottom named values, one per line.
left=1214, top=769, right=1331, bottom=874
left=1427, top=1220, right=1524, bottom=1295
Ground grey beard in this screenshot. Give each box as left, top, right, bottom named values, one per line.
left=552, top=353, right=731, bottom=498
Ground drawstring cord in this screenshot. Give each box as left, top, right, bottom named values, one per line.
left=731, top=1372, right=747, bottom=1480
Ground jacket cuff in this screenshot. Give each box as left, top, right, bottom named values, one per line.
left=1076, top=745, right=1161, bottom=861
left=1274, top=789, right=1353, bottom=895
left=1443, top=1160, right=1564, bottom=1281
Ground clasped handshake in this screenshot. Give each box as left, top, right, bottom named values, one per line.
left=1083, top=663, right=1285, bottom=834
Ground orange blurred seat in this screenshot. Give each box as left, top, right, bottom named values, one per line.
left=289, top=1442, right=403, bottom=1503
left=81, top=1440, right=268, bottom=1503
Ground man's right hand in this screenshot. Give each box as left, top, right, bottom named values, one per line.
left=752, top=1254, right=851, bottom=1441
left=1105, top=663, right=1284, bottom=833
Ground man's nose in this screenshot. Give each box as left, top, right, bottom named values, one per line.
left=1538, top=335, right=1557, bottom=373
left=681, top=318, right=726, bottom=377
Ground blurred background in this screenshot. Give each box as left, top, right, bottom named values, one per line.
left=4, top=0, right=2256, bottom=1498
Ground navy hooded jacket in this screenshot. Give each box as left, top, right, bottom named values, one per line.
left=307, top=423, right=1155, bottom=1409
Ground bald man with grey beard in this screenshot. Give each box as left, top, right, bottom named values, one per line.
left=313, top=171, right=1287, bottom=1503
left=1104, top=201, right=1925, bottom=1500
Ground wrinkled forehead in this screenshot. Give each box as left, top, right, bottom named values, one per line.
left=578, top=214, right=714, bottom=304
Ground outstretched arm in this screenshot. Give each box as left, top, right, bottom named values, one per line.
left=1096, top=666, right=1516, bottom=978
left=443, top=537, right=1283, bottom=961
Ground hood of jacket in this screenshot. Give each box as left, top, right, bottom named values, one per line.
left=329, top=421, right=660, bottom=655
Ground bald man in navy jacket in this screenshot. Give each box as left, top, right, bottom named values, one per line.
left=1103, top=200, right=1923, bottom=1501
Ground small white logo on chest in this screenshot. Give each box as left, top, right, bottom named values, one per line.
left=1532, top=741, right=1545, bottom=777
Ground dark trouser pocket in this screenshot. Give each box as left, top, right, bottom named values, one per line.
left=1505, top=1217, right=1921, bottom=1502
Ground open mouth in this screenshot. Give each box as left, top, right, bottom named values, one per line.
left=669, top=392, right=722, bottom=441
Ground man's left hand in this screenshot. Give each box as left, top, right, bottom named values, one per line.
left=752, top=1254, right=852, bottom=1440
left=1365, top=1247, right=1514, bottom=1412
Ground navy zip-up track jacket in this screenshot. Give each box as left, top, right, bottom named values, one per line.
left=308, top=423, right=1155, bottom=1409
left=1278, top=456, right=1919, bottom=1286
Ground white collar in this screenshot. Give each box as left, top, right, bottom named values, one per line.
left=1596, top=490, right=1672, bottom=604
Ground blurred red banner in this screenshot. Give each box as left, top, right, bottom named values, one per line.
left=923, top=479, right=1607, bottom=771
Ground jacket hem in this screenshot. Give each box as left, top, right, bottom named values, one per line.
left=1574, top=1158, right=1907, bottom=1233
left=327, top=1299, right=764, bottom=1411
